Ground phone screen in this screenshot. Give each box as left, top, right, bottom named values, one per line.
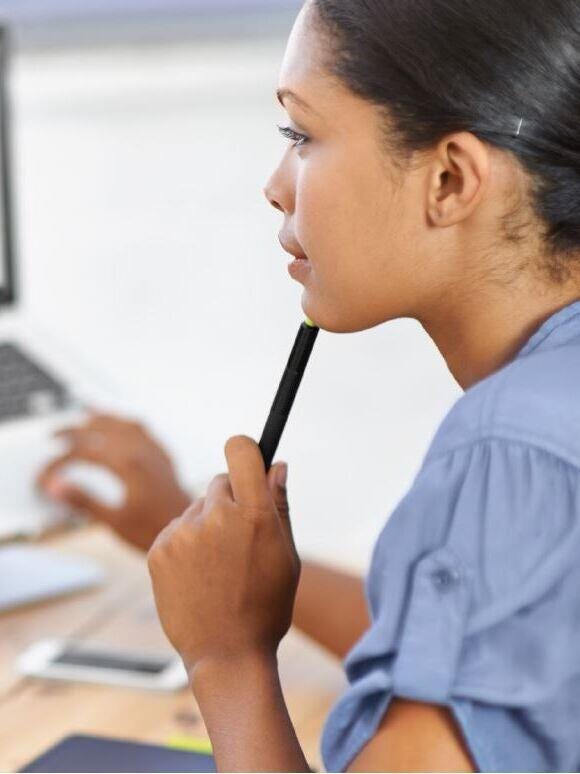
left=53, top=648, right=172, bottom=675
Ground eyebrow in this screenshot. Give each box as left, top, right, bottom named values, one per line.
left=276, top=88, right=313, bottom=112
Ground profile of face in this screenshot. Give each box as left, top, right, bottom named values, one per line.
left=264, top=1, right=525, bottom=334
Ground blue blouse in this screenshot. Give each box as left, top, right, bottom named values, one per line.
left=322, top=300, right=580, bottom=773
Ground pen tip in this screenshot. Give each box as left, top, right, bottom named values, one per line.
left=304, top=317, right=316, bottom=328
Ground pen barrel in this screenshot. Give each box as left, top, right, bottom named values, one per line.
left=259, top=322, right=319, bottom=471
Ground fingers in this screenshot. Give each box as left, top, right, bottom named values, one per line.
left=224, top=435, right=270, bottom=509
left=267, top=462, right=296, bottom=549
left=55, top=427, right=107, bottom=453
left=88, top=414, right=147, bottom=436
left=190, top=496, right=205, bottom=514
left=41, top=475, right=117, bottom=526
left=52, top=417, right=140, bottom=477
left=37, top=450, right=124, bottom=524
left=205, top=473, right=233, bottom=503
left=38, top=450, right=108, bottom=491
left=181, top=496, right=206, bottom=525
left=153, top=497, right=205, bottom=549
left=267, top=463, right=288, bottom=509
left=55, top=413, right=146, bottom=445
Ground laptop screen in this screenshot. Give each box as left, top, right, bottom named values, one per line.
left=0, top=26, right=15, bottom=307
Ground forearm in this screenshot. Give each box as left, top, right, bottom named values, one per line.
left=293, top=560, right=369, bottom=659
left=191, top=652, right=310, bottom=773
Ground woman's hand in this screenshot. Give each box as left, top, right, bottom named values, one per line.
left=149, top=436, right=308, bottom=772
left=147, top=435, right=299, bottom=677
left=37, top=413, right=192, bottom=552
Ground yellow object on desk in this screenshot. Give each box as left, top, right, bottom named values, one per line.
left=167, top=735, right=213, bottom=754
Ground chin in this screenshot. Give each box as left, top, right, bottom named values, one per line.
left=302, top=296, right=382, bottom=334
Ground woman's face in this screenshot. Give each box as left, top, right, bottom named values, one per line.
left=265, top=2, right=440, bottom=333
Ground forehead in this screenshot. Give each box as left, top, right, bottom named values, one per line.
left=276, top=2, right=388, bottom=146
left=278, top=3, right=328, bottom=96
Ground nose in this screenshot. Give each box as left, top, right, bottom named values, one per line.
left=263, top=155, right=294, bottom=215
left=264, top=179, right=284, bottom=212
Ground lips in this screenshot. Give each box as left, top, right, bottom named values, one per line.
left=278, top=234, right=309, bottom=262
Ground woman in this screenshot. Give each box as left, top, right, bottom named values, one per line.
left=42, top=0, right=580, bottom=770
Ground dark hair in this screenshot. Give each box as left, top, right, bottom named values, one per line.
left=313, top=0, right=580, bottom=279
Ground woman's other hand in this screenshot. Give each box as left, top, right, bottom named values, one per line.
left=37, top=413, right=192, bottom=552
left=147, top=435, right=299, bottom=678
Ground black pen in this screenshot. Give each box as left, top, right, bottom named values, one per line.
left=259, top=318, right=320, bottom=471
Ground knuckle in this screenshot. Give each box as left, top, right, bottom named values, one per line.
left=154, top=516, right=180, bottom=544
left=148, top=521, right=186, bottom=567
left=183, top=501, right=203, bottom=522
left=192, top=495, right=206, bottom=511
left=147, top=541, right=163, bottom=569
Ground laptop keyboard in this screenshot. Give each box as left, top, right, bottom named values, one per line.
left=0, top=342, right=70, bottom=423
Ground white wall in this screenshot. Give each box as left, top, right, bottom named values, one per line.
left=12, top=39, right=461, bottom=570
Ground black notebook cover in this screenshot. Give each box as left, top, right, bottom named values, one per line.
left=20, top=734, right=217, bottom=773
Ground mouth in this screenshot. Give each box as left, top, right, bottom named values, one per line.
left=278, top=237, right=312, bottom=282
left=278, top=234, right=309, bottom=260
left=278, top=234, right=312, bottom=281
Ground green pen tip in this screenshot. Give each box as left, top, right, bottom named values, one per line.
left=304, top=317, right=316, bottom=328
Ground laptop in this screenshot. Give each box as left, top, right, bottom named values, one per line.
left=0, top=25, right=123, bottom=541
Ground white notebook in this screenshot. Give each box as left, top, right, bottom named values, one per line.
left=0, top=544, right=105, bottom=613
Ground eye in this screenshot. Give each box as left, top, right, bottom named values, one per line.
left=277, top=124, right=310, bottom=148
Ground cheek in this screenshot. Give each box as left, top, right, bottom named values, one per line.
left=294, top=153, right=409, bottom=331
left=296, top=156, right=382, bottom=273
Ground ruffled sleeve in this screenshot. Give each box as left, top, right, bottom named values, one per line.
left=322, top=439, right=580, bottom=773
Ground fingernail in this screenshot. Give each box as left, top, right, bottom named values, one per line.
left=276, top=463, right=288, bottom=488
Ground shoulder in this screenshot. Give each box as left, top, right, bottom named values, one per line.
left=373, top=346, right=580, bottom=612
left=376, top=432, right=580, bottom=612
left=324, top=341, right=580, bottom=772
left=424, top=338, right=580, bottom=468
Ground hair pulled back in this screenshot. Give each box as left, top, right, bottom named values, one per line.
left=314, top=0, right=580, bottom=273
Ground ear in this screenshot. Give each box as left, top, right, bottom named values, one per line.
left=426, top=132, right=490, bottom=228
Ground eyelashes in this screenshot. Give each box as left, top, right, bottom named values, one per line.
left=277, top=124, right=310, bottom=148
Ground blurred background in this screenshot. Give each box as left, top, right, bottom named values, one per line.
left=1, top=0, right=460, bottom=570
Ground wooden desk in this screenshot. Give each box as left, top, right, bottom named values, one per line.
left=0, top=525, right=345, bottom=772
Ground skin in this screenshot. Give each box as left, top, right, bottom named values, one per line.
left=38, top=415, right=369, bottom=659
left=269, top=5, right=579, bottom=390
left=39, top=0, right=580, bottom=770
left=38, top=414, right=191, bottom=552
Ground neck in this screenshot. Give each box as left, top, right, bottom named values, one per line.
left=418, top=279, right=580, bottom=390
